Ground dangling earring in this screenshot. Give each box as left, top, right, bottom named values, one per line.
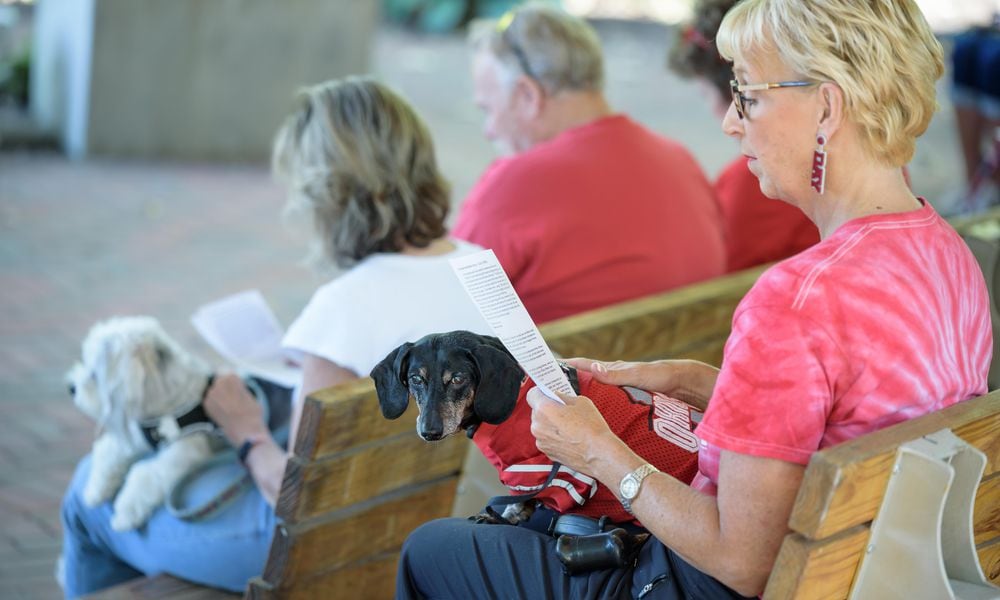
left=811, top=133, right=828, bottom=194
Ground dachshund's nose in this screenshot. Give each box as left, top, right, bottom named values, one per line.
left=68, top=383, right=76, bottom=396
left=421, top=430, right=444, bottom=441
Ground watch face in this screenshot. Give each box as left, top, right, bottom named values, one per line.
left=621, top=476, right=639, bottom=499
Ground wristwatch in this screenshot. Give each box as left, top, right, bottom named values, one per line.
left=237, top=437, right=264, bottom=467
left=619, top=463, right=659, bottom=514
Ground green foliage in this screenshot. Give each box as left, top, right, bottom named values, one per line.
left=0, top=44, right=30, bottom=107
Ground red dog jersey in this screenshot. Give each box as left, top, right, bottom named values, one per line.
left=472, top=370, right=701, bottom=524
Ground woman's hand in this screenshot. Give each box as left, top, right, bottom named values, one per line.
left=204, top=372, right=285, bottom=506
left=203, top=373, right=269, bottom=448
left=564, top=358, right=720, bottom=410
left=526, top=387, right=623, bottom=475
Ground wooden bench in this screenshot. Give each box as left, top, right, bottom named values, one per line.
left=240, top=267, right=770, bottom=597
left=88, top=264, right=765, bottom=599
left=238, top=264, right=768, bottom=598
left=763, top=390, right=1000, bottom=598
left=91, top=247, right=1000, bottom=598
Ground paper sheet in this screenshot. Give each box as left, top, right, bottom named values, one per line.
left=190, top=290, right=301, bottom=388
left=450, top=250, right=573, bottom=402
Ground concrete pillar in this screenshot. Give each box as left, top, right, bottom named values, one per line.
left=31, top=0, right=378, bottom=160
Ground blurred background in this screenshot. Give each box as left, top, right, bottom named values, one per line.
left=1, top=0, right=998, bottom=596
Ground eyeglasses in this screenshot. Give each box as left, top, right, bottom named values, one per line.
left=496, top=11, right=538, bottom=81
left=729, top=79, right=819, bottom=119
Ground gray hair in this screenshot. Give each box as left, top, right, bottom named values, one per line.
left=469, top=3, right=605, bottom=94
left=272, top=77, right=450, bottom=269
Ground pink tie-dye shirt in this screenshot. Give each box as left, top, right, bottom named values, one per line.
left=692, top=200, right=991, bottom=495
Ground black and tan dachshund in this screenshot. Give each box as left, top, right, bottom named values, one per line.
left=371, top=330, right=576, bottom=441
left=371, top=330, right=702, bottom=525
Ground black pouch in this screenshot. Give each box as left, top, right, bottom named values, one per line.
left=549, top=513, right=650, bottom=575
left=555, top=527, right=650, bottom=575
left=549, top=513, right=613, bottom=537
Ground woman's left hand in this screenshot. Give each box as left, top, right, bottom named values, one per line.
left=204, top=372, right=269, bottom=447
left=526, top=387, right=617, bottom=474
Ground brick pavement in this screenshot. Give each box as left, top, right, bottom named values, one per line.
left=0, top=152, right=319, bottom=599
left=0, top=22, right=966, bottom=600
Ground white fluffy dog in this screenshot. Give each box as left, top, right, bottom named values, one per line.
left=68, top=316, right=220, bottom=531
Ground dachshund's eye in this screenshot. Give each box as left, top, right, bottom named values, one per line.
left=450, top=374, right=465, bottom=385
left=408, top=374, right=425, bottom=386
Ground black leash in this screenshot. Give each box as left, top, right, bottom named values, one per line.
left=165, top=377, right=286, bottom=522
left=140, top=374, right=216, bottom=449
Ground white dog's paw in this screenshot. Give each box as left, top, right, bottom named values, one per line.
left=111, top=462, right=164, bottom=531
left=54, top=553, right=66, bottom=591
left=82, top=485, right=104, bottom=508
left=82, top=478, right=117, bottom=507
left=110, top=507, right=147, bottom=532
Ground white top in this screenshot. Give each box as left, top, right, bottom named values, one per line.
left=282, top=239, right=492, bottom=377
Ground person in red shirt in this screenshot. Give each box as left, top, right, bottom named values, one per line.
left=668, top=0, right=819, bottom=272
left=453, top=5, right=725, bottom=323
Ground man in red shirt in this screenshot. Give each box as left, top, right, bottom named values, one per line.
left=454, top=5, right=725, bottom=324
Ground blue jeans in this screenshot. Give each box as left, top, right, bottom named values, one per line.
left=60, top=454, right=276, bottom=598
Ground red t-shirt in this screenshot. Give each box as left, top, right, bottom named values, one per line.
left=473, top=370, right=701, bottom=523
left=715, top=156, right=819, bottom=272
left=693, top=200, right=991, bottom=495
left=453, top=115, right=726, bottom=324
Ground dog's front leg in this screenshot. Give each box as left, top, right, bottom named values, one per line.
left=84, top=434, right=144, bottom=507
left=501, top=501, right=536, bottom=524
left=111, top=433, right=213, bottom=531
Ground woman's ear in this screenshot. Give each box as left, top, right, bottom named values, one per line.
left=817, top=82, right=846, bottom=139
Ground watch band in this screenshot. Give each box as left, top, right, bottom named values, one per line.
left=621, top=463, right=659, bottom=514
left=237, top=438, right=263, bottom=466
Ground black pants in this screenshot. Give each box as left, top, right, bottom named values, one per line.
left=396, top=516, right=754, bottom=600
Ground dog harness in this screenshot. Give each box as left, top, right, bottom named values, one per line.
left=472, top=370, right=702, bottom=524
left=139, top=375, right=217, bottom=449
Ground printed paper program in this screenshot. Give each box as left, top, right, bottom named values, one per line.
left=450, top=250, right=573, bottom=402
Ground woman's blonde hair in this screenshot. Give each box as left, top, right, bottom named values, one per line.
left=272, top=77, right=450, bottom=269
left=717, top=0, right=943, bottom=166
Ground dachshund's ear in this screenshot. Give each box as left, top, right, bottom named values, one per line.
left=469, top=343, right=522, bottom=425
left=370, top=342, right=413, bottom=420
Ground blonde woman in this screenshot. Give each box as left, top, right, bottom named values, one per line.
left=60, top=78, right=489, bottom=597
left=397, top=2, right=992, bottom=598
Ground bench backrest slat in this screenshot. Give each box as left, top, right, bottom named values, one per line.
left=540, top=266, right=765, bottom=364
left=291, top=379, right=410, bottom=461
left=976, top=474, right=1000, bottom=546
left=258, top=477, right=458, bottom=598
left=788, top=392, right=1000, bottom=540
left=277, top=433, right=466, bottom=522
left=764, top=525, right=869, bottom=600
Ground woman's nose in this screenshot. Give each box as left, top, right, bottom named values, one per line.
left=721, top=102, right=743, bottom=139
